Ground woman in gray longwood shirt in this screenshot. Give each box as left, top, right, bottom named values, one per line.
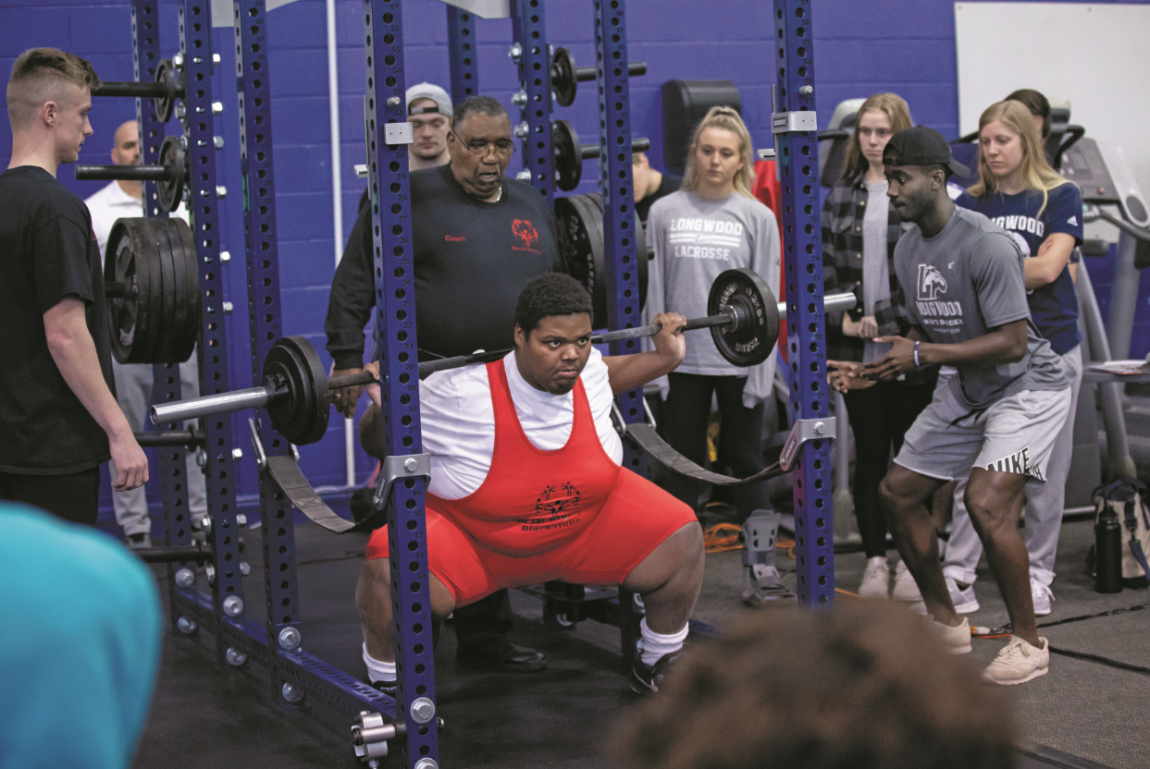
left=645, top=106, right=780, bottom=525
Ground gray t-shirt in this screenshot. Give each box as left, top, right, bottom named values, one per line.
left=645, top=190, right=781, bottom=405
left=894, top=206, right=1068, bottom=409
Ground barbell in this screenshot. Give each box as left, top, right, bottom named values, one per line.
left=152, top=269, right=857, bottom=446
left=550, top=47, right=646, bottom=108
left=91, top=58, right=184, bottom=123
left=552, top=120, right=650, bottom=192
left=77, top=135, right=188, bottom=213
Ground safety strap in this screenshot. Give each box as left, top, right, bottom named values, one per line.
left=626, top=424, right=784, bottom=487
left=265, top=455, right=383, bottom=534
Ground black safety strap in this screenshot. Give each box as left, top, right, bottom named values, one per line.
left=265, top=455, right=384, bottom=534
left=625, top=424, right=785, bottom=487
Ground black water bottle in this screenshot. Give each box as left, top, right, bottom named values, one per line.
left=1095, top=507, right=1123, bottom=594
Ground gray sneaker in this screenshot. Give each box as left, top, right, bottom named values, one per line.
left=981, top=636, right=1050, bottom=685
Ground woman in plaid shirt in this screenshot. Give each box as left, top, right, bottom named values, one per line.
left=822, top=93, right=939, bottom=600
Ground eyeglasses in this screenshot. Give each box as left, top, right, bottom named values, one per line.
left=455, top=133, right=516, bottom=158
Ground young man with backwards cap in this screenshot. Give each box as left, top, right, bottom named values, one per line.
left=839, top=126, right=1071, bottom=685
left=405, top=82, right=452, bottom=171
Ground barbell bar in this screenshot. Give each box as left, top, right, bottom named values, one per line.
left=91, top=58, right=184, bottom=123
left=77, top=135, right=187, bottom=213
left=151, top=269, right=856, bottom=446
left=552, top=120, right=649, bottom=192
left=551, top=47, right=646, bottom=108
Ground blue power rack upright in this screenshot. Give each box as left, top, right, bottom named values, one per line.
left=363, top=0, right=442, bottom=764
left=771, top=0, right=835, bottom=605
left=446, top=5, right=477, bottom=104
left=510, top=0, right=555, bottom=203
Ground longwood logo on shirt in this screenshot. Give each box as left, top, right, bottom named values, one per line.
left=516, top=482, right=584, bottom=532
left=668, top=217, right=743, bottom=261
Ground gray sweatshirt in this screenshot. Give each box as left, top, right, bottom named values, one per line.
left=644, top=190, right=781, bottom=407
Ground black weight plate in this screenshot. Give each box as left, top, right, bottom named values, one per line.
left=106, top=219, right=151, bottom=364
left=156, top=135, right=185, bottom=214
left=707, top=268, right=778, bottom=367
left=552, top=47, right=578, bottom=108
left=262, top=336, right=331, bottom=446
left=153, top=217, right=199, bottom=364
left=584, top=193, right=648, bottom=326
left=146, top=217, right=179, bottom=364
left=552, top=119, right=582, bottom=192
left=152, top=59, right=178, bottom=123
left=170, top=217, right=201, bottom=364
left=128, top=218, right=164, bottom=363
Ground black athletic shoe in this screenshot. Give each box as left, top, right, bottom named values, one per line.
left=369, top=679, right=397, bottom=698
left=456, top=641, right=548, bottom=673
left=628, top=650, right=680, bottom=695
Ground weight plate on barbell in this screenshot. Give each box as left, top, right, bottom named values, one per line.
left=155, top=217, right=200, bottom=364
left=263, top=336, right=331, bottom=446
left=551, top=47, right=578, bottom=108
left=552, top=119, right=583, bottom=192
left=707, top=268, right=778, bottom=367
left=156, top=135, right=186, bottom=214
left=106, top=219, right=154, bottom=364
left=153, top=58, right=179, bottom=123
left=556, top=193, right=647, bottom=329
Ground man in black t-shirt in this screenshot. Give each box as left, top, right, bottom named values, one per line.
left=327, top=95, right=562, bottom=677
left=0, top=48, right=148, bottom=524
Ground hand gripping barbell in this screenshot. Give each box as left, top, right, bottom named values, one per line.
left=152, top=269, right=857, bottom=446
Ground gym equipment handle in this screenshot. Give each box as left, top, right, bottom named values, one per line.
left=580, top=137, right=650, bottom=160
left=575, top=61, right=646, bottom=83
left=92, top=81, right=169, bottom=98
left=76, top=164, right=172, bottom=182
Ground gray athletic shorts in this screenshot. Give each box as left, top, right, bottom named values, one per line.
left=894, top=380, right=1072, bottom=482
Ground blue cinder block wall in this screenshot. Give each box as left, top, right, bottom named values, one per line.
left=0, top=0, right=1145, bottom=525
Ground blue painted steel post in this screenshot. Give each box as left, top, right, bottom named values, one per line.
left=178, top=0, right=248, bottom=638
left=131, top=0, right=196, bottom=624
left=234, top=0, right=305, bottom=705
left=446, top=5, right=477, bottom=104
left=594, top=0, right=647, bottom=664
left=772, top=0, right=834, bottom=606
left=364, top=1, right=439, bottom=763
left=511, top=0, right=554, bottom=202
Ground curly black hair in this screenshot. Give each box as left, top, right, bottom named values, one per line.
left=514, top=273, right=593, bottom=336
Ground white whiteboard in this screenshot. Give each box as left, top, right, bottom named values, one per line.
left=955, top=2, right=1150, bottom=206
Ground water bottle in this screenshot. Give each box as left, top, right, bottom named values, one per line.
left=1095, top=507, right=1123, bottom=594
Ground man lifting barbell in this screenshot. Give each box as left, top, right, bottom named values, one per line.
left=356, top=273, right=703, bottom=695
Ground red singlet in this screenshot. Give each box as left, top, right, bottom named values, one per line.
left=366, top=360, right=695, bottom=605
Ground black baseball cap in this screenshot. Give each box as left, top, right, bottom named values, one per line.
left=882, top=126, right=970, bottom=177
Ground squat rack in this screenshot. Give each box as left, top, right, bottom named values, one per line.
left=108, top=0, right=833, bottom=766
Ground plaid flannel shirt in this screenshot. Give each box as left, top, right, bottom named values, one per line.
left=821, top=173, right=914, bottom=364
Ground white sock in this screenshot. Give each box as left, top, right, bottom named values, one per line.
left=362, top=643, right=396, bottom=684
left=639, top=617, right=688, bottom=666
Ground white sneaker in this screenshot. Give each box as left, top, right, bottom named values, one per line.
left=981, top=636, right=1050, bottom=685
left=948, top=577, right=980, bottom=614
left=858, top=557, right=891, bottom=599
left=930, top=616, right=972, bottom=654
left=1030, top=575, right=1054, bottom=616
left=891, top=560, right=922, bottom=602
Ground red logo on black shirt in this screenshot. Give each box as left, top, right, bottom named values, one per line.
left=514, top=482, right=583, bottom=532
left=511, top=219, right=541, bottom=253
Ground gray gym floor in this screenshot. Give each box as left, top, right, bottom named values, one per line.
left=130, top=511, right=1148, bottom=769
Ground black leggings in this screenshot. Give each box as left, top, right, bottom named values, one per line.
left=842, top=375, right=937, bottom=558
left=659, top=372, right=767, bottom=520
left=0, top=468, right=102, bottom=526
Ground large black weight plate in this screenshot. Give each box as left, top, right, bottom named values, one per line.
left=106, top=219, right=153, bottom=363
left=156, top=135, right=186, bottom=214
left=707, top=268, right=778, bottom=367
left=556, top=193, right=648, bottom=329
left=154, top=217, right=199, bottom=364
left=152, top=58, right=180, bottom=123
left=263, top=336, right=331, bottom=446
left=552, top=119, right=582, bottom=192
left=551, top=47, right=578, bottom=108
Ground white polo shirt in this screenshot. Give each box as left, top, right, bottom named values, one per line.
left=419, top=348, right=623, bottom=500
left=84, top=181, right=188, bottom=264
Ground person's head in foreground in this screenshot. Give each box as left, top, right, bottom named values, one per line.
left=512, top=272, right=595, bottom=396
left=612, top=601, right=1017, bottom=769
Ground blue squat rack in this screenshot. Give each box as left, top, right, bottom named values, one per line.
left=115, top=0, right=834, bottom=765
